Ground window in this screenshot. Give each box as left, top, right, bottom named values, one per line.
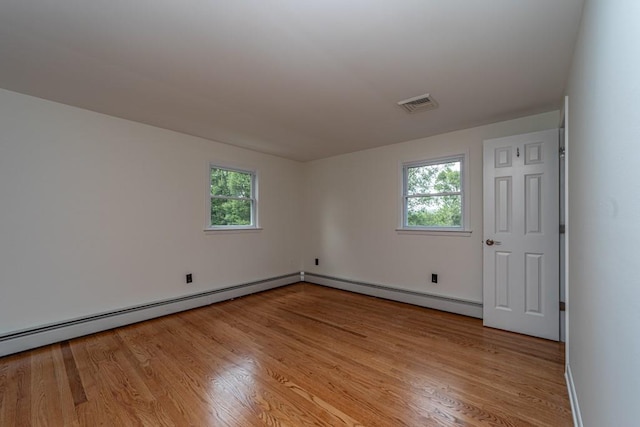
left=402, top=155, right=465, bottom=230
left=208, top=165, right=257, bottom=229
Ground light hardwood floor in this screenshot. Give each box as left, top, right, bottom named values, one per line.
left=0, top=283, right=572, bottom=426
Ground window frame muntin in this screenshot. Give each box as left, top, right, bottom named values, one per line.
left=207, top=163, right=258, bottom=230
left=401, top=154, right=466, bottom=231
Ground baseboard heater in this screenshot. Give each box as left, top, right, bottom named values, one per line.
left=0, top=273, right=300, bottom=357
left=304, top=272, right=483, bottom=319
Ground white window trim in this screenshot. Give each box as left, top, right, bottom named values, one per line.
left=204, top=227, right=263, bottom=235
left=205, top=163, right=260, bottom=231
left=398, top=153, right=470, bottom=234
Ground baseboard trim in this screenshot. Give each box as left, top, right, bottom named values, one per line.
left=566, top=363, right=583, bottom=427
left=304, top=273, right=483, bottom=318
left=0, top=273, right=300, bottom=357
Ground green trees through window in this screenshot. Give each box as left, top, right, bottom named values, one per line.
left=210, top=166, right=255, bottom=227
left=404, top=158, right=463, bottom=228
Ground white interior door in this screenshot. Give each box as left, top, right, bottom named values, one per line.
left=483, top=129, right=559, bottom=340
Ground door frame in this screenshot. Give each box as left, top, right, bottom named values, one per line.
left=559, top=96, right=570, bottom=352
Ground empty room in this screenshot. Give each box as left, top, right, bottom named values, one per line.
left=0, top=1, right=638, bottom=426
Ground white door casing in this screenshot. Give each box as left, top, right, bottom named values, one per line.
left=483, top=129, right=559, bottom=340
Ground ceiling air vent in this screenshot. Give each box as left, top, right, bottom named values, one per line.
left=397, top=93, right=438, bottom=113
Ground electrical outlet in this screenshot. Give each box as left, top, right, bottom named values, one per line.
left=186, top=273, right=193, bottom=284
left=431, top=273, right=438, bottom=284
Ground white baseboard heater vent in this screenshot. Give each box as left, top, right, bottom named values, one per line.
left=304, top=273, right=483, bottom=318
left=0, top=273, right=300, bottom=357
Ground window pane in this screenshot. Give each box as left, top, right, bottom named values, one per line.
left=211, top=168, right=252, bottom=198
left=407, top=161, right=461, bottom=195
left=211, top=198, right=252, bottom=226
left=407, top=195, right=462, bottom=227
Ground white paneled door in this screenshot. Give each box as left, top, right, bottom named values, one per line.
left=483, top=129, right=559, bottom=340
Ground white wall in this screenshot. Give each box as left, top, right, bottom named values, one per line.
left=0, top=89, right=302, bottom=335
left=303, top=111, right=558, bottom=303
left=565, top=0, right=640, bottom=425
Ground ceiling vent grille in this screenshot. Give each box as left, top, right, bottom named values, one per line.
left=397, top=93, right=438, bottom=113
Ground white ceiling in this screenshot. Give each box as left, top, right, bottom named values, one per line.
left=0, top=1, right=584, bottom=161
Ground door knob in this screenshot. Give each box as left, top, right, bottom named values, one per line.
left=486, top=239, right=502, bottom=246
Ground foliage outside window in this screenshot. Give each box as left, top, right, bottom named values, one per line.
left=403, top=156, right=464, bottom=230
left=209, top=165, right=256, bottom=228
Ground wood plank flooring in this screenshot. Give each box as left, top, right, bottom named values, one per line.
left=0, top=283, right=572, bottom=426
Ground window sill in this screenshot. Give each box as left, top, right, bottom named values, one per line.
left=396, top=228, right=472, bottom=237
left=204, top=227, right=263, bottom=235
